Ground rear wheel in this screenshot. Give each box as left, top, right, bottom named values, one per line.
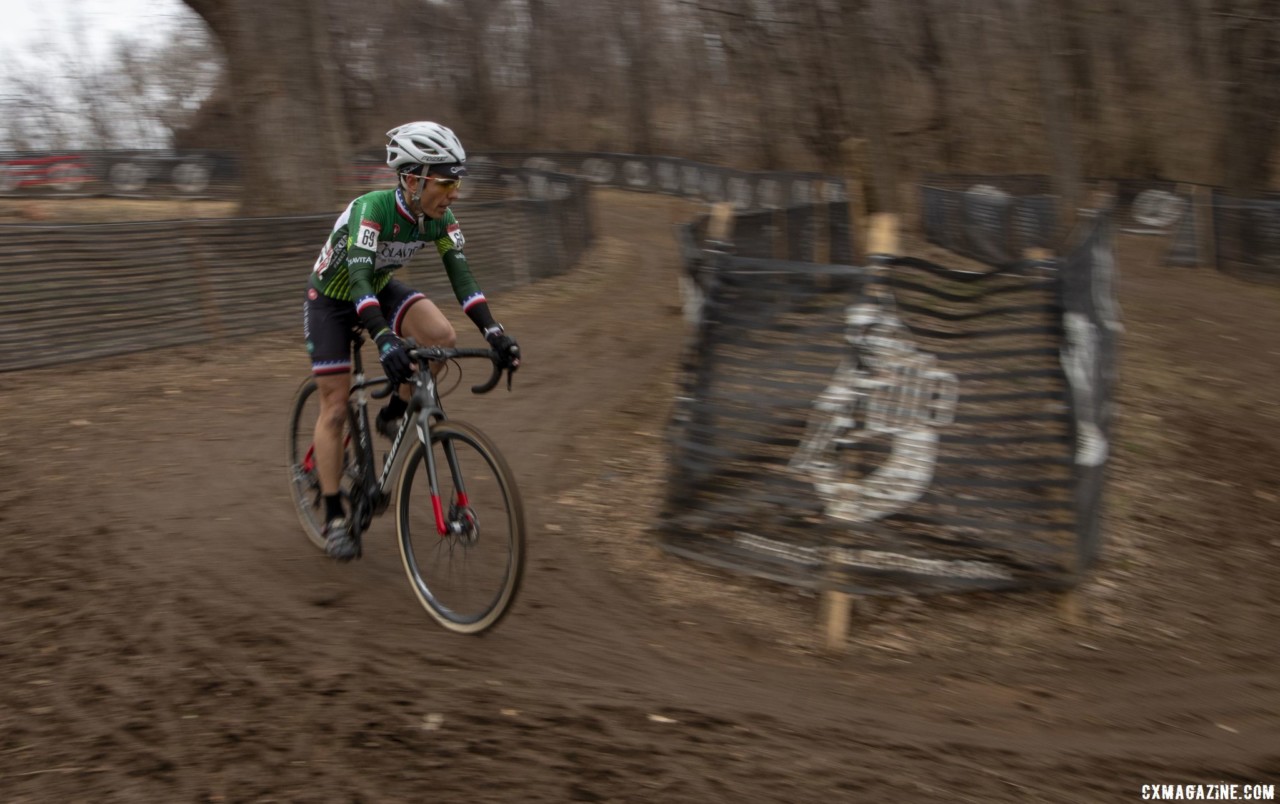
left=286, top=377, right=360, bottom=551
left=396, top=420, right=525, bottom=634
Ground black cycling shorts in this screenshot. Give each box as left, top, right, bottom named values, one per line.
left=302, top=279, right=426, bottom=376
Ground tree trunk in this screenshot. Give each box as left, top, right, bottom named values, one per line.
left=844, top=0, right=899, bottom=212
left=620, top=0, right=656, bottom=155
left=1217, top=0, right=1280, bottom=197
left=917, top=0, right=957, bottom=167
left=1027, top=0, right=1082, bottom=237
left=527, top=0, right=548, bottom=145
left=804, top=0, right=849, bottom=171
left=182, top=0, right=350, bottom=215
left=459, top=1, right=500, bottom=148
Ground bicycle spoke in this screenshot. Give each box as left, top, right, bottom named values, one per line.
left=397, top=421, right=525, bottom=633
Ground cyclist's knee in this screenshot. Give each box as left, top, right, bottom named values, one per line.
left=437, top=324, right=457, bottom=348
left=315, top=379, right=349, bottom=432
left=407, top=320, right=455, bottom=349
left=400, top=298, right=455, bottom=347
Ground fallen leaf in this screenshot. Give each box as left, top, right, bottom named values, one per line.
left=421, top=713, right=444, bottom=731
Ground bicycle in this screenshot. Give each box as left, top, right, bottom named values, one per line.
left=286, top=331, right=526, bottom=634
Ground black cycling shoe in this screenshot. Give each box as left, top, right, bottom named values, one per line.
left=375, top=405, right=405, bottom=440
left=323, top=517, right=361, bottom=562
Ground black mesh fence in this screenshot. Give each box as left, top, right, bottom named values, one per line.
left=0, top=144, right=1126, bottom=593
left=473, top=151, right=848, bottom=209
left=0, top=173, right=595, bottom=372
left=1109, top=179, right=1205, bottom=267
left=0, top=149, right=240, bottom=199
left=1212, top=192, right=1280, bottom=282
left=920, top=175, right=1057, bottom=265
left=662, top=211, right=1119, bottom=595
left=7, top=149, right=1274, bottom=284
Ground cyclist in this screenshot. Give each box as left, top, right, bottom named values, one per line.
left=303, top=121, right=521, bottom=561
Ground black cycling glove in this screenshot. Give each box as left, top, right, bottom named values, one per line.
left=484, top=325, right=521, bottom=371
left=374, top=329, right=413, bottom=385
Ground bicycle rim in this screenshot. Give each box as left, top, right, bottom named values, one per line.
left=396, top=420, right=526, bottom=634
left=286, top=377, right=358, bottom=552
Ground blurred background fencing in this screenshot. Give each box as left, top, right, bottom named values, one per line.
left=919, top=174, right=1058, bottom=265
left=0, top=167, right=596, bottom=372
left=9, top=147, right=1274, bottom=282
left=1212, top=192, right=1280, bottom=282
left=0, top=149, right=1124, bottom=596
left=0, top=149, right=239, bottom=198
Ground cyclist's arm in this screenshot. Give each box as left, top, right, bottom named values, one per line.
left=436, top=211, right=502, bottom=335
left=346, top=198, right=394, bottom=336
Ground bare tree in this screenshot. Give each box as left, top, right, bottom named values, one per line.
left=844, top=0, right=898, bottom=211
left=5, top=0, right=1270, bottom=202
left=1215, top=0, right=1280, bottom=197
left=181, top=0, right=350, bottom=214
left=0, top=13, right=221, bottom=151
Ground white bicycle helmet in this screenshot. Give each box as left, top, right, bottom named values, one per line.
left=385, top=122, right=467, bottom=173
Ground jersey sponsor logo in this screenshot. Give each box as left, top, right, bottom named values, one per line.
left=378, top=239, right=428, bottom=267
left=355, top=218, right=381, bottom=250
left=311, top=242, right=333, bottom=275
left=349, top=254, right=374, bottom=268
left=447, top=222, right=465, bottom=251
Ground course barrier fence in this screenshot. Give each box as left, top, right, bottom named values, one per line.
left=0, top=168, right=595, bottom=372
left=662, top=202, right=1119, bottom=595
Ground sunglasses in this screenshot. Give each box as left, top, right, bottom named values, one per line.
left=421, top=175, right=463, bottom=190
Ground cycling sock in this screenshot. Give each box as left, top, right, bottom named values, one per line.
left=383, top=394, right=408, bottom=419
left=325, top=494, right=345, bottom=522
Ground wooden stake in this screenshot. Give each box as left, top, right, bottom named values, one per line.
left=1057, top=588, right=1084, bottom=627
left=867, top=212, right=900, bottom=257
left=822, top=590, right=853, bottom=652
left=706, top=201, right=734, bottom=248
left=1194, top=184, right=1216, bottom=271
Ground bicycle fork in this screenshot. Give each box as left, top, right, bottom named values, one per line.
left=415, top=414, right=471, bottom=538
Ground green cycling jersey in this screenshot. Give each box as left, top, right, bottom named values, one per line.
left=309, top=187, right=487, bottom=330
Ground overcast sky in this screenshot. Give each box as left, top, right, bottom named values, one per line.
left=0, top=0, right=195, bottom=67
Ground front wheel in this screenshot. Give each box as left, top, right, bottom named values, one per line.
left=396, top=420, right=526, bottom=634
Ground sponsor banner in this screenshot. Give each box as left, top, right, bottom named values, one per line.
left=662, top=210, right=1114, bottom=593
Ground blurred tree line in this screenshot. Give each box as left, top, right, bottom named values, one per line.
left=0, top=15, right=223, bottom=154
left=2, top=0, right=1276, bottom=214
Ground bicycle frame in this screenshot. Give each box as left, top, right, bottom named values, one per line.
left=345, top=336, right=477, bottom=538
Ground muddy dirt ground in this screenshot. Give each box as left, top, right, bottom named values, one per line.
left=0, top=191, right=1277, bottom=802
